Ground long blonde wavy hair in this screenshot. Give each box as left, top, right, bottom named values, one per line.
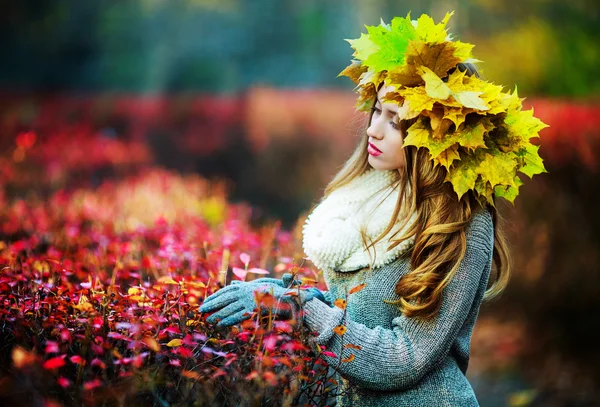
left=320, top=62, right=512, bottom=320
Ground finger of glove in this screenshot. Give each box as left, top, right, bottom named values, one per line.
left=200, top=285, right=239, bottom=306
left=246, top=277, right=284, bottom=286
left=282, top=273, right=293, bottom=286
left=206, top=301, right=245, bottom=325
left=216, top=309, right=254, bottom=328
left=199, top=288, right=240, bottom=313
left=282, top=273, right=302, bottom=287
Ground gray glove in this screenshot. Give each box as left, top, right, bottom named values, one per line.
left=231, top=272, right=328, bottom=304
left=199, top=281, right=319, bottom=328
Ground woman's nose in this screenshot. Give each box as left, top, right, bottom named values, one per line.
left=367, top=118, right=383, bottom=139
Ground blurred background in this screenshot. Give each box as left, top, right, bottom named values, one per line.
left=1, top=1, right=599, bottom=406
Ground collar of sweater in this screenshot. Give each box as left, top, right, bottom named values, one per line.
left=302, top=168, right=418, bottom=273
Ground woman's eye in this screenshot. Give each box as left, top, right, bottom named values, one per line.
left=389, top=120, right=399, bottom=130
left=371, top=106, right=382, bottom=115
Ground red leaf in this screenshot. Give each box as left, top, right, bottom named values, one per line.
left=57, top=377, right=71, bottom=388
left=83, top=379, right=102, bottom=391
left=44, top=341, right=59, bottom=354
left=43, top=355, right=66, bottom=370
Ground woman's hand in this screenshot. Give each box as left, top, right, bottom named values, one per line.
left=199, top=282, right=315, bottom=328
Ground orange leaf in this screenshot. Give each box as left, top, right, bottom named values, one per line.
left=186, top=281, right=206, bottom=289
left=245, top=370, right=259, bottom=380
left=142, top=337, right=161, bottom=352
left=255, top=291, right=276, bottom=308
left=344, top=343, right=362, bottom=350
left=334, top=298, right=347, bottom=310
left=12, top=347, right=36, bottom=369
left=157, top=276, right=179, bottom=285
left=263, top=371, right=278, bottom=386
left=277, top=356, right=292, bottom=368
left=342, top=354, right=355, bottom=363
left=182, top=370, right=201, bottom=380
left=333, top=325, right=347, bottom=336
left=348, top=283, right=366, bottom=294
left=261, top=356, right=275, bottom=367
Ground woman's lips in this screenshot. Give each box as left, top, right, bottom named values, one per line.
left=368, top=142, right=382, bottom=156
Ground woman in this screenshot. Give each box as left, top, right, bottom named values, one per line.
left=200, top=11, right=547, bottom=406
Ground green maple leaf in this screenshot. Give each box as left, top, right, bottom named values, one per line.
left=361, top=15, right=417, bottom=72
left=347, top=33, right=379, bottom=61
left=474, top=177, right=495, bottom=206
left=494, top=175, right=524, bottom=204
left=516, top=143, right=548, bottom=179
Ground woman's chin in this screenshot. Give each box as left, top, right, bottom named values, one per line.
left=368, top=156, right=384, bottom=170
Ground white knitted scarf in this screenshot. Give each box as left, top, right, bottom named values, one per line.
left=302, top=168, right=418, bottom=273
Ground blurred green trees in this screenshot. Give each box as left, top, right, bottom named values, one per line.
left=0, top=0, right=598, bottom=97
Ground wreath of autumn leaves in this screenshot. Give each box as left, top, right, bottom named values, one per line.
left=339, top=11, right=549, bottom=207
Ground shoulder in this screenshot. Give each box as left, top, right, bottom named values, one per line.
left=465, top=206, right=494, bottom=254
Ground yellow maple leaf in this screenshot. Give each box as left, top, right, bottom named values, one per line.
left=338, top=60, right=367, bottom=84
left=388, top=40, right=470, bottom=88
left=456, top=117, right=494, bottom=152
left=443, top=106, right=471, bottom=129
left=166, top=339, right=183, bottom=347
left=414, top=11, right=454, bottom=43
left=128, top=287, right=143, bottom=296
left=444, top=152, right=482, bottom=200
left=419, top=66, right=451, bottom=100
left=433, top=144, right=461, bottom=169
left=397, top=86, right=436, bottom=119
left=404, top=119, right=431, bottom=148
left=477, top=151, right=519, bottom=188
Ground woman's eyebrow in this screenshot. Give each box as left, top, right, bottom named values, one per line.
left=376, top=97, right=399, bottom=115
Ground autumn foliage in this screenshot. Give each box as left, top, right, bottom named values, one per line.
left=0, top=167, right=345, bottom=406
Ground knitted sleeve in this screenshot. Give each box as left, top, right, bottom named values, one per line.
left=305, top=287, right=334, bottom=308
left=300, top=210, right=494, bottom=392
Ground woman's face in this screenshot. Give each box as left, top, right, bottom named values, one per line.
left=366, top=85, right=406, bottom=171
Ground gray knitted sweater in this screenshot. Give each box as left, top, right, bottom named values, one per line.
left=300, top=207, right=494, bottom=407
